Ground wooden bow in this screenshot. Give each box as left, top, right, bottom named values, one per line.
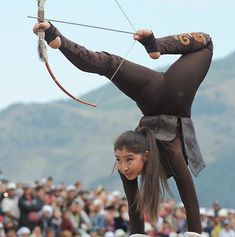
left=36, top=0, right=136, bottom=108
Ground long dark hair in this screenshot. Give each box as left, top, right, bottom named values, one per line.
left=114, top=127, right=171, bottom=221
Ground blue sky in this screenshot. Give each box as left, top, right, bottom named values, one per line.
left=0, top=0, right=234, bottom=110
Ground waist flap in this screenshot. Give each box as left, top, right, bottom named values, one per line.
left=136, top=114, right=178, bottom=141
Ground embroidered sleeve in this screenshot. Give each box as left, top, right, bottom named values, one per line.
left=139, top=32, right=213, bottom=55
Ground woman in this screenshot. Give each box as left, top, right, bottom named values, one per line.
left=33, top=21, right=213, bottom=237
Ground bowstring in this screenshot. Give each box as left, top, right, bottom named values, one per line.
left=95, top=0, right=137, bottom=106
left=114, top=0, right=136, bottom=32
left=94, top=40, right=136, bottom=106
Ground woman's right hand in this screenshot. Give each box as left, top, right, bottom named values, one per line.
left=33, top=21, right=61, bottom=49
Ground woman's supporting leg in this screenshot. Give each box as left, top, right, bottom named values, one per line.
left=119, top=172, right=145, bottom=234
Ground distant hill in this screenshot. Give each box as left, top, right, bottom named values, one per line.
left=0, top=52, right=235, bottom=208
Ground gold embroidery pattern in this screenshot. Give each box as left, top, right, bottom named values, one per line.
left=190, top=33, right=206, bottom=43
left=177, top=34, right=191, bottom=45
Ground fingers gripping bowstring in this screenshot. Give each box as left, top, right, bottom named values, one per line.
left=94, top=0, right=137, bottom=106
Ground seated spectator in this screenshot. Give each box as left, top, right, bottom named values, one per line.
left=16, top=227, right=30, bottom=237
left=173, top=206, right=187, bottom=233
left=61, top=210, right=74, bottom=233
left=30, top=226, right=43, bottom=237
left=104, top=206, right=116, bottom=232
left=45, top=228, right=55, bottom=237
left=1, top=183, right=20, bottom=227
left=114, top=203, right=129, bottom=232
left=60, top=230, right=72, bottom=237
left=87, top=227, right=99, bottom=237
left=158, top=220, right=174, bottom=237
left=212, top=217, right=222, bottom=237
left=219, top=220, right=235, bottom=237
left=104, top=231, right=115, bottom=237
left=115, top=229, right=127, bottom=237
left=5, top=227, right=17, bottom=237
left=66, top=186, right=77, bottom=205
left=90, top=199, right=105, bottom=231
left=39, top=205, right=61, bottom=237
left=18, top=185, right=44, bottom=230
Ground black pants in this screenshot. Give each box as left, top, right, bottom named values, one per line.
left=59, top=36, right=213, bottom=233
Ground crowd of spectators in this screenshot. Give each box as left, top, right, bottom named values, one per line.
left=0, top=177, right=234, bottom=237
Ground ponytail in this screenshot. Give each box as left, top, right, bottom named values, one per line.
left=136, top=127, right=171, bottom=221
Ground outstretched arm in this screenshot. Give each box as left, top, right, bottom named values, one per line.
left=134, top=30, right=213, bottom=59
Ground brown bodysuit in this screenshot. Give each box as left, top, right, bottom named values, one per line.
left=45, top=25, right=213, bottom=234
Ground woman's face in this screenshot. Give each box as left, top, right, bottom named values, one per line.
left=115, top=147, right=148, bottom=180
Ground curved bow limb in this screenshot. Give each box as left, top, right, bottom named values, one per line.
left=37, top=0, right=97, bottom=108
left=45, top=62, right=97, bottom=107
